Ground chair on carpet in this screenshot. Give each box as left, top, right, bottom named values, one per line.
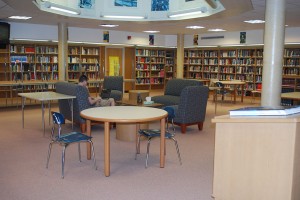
left=135, top=107, right=182, bottom=168
left=46, top=112, right=97, bottom=178
left=215, top=82, right=233, bottom=103
left=103, top=76, right=123, bottom=101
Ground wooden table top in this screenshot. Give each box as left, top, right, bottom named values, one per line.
left=80, top=106, right=167, bottom=123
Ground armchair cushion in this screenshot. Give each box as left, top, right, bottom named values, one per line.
left=103, top=76, right=123, bottom=101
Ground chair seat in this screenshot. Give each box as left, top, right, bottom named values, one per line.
left=139, top=129, right=175, bottom=139
left=56, top=132, right=92, bottom=143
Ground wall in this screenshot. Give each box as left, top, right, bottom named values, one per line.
left=9, top=22, right=300, bottom=47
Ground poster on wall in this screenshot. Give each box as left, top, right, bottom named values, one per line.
left=109, top=56, right=120, bottom=76
left=151, top=0, right=169, bottom=11
left=103, top=31, right=109, bottom=43
left=149, top=35, right=154, bottom=45
left=193, top=34, right=198, bottom=45
left=240, top=32, right=246, bottom=44
left=114, top=0, right=137, bottom=7
left=79, top=0, right=95, bottom=9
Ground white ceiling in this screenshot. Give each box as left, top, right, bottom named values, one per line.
left=1, top=0, right=300, bottom=35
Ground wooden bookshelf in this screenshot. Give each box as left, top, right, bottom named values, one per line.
left=135, top=48, right=173, bottom=90
left=67, top=45, right=102, bottom=93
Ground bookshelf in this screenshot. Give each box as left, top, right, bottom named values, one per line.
left=135, top=48, right=171, bottom=90
left=67, top=45, right=101, bottom=92
left=67, top=45, right=101, bottom=80
left=184, top=47, right=264, bottom=96
left=165, top=49, right=176, bottom=84
left=0, top=45, right=10, bottom=99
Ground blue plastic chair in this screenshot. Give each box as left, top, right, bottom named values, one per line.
left=135, top=107, right=182, bottom=168
left=46, top=112, right=97, bottom=178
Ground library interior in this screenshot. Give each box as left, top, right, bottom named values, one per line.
left=1, top=1, right=300, bottom=200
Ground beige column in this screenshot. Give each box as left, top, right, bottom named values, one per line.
left=176, top=34, right=184, bottom=79
left=261, top=0, right=286, bottom=106
left=58, top=22, right=68, bottom=81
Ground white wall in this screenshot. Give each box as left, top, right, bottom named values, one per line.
left=8, top=22, right=300, bottom=47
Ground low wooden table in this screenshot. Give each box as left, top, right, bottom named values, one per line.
left=115, top=100, right=164, bottom=141
left=129, top=90, right=149, bottom=102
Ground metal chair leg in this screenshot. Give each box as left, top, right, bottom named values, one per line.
left=172, top=137, right=182, bottom=165
left=89, top=141, right=97, bottom=170
left=62, top=146, right=66, bottom=179
left=145, top=137, right=152, bottom=168
left=46, top=142, right=53, bottom=168
left=78, top=143, right=81, bottom=162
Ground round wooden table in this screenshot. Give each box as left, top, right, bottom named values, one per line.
left=80, top=106, right=168, bottom=177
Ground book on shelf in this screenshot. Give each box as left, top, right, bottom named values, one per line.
left=229, top=106, right=300, bottom=116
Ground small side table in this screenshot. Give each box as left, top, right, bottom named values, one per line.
left=129, top=90, right=150, bottom=102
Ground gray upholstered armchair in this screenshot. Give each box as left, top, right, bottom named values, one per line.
left=166, top=85, right=209, bottom=133
left=56, top=82, right=92, bottom=132
left=103, top=76, right=123, bottom=101
left=151, top=78, right=203, bottom=106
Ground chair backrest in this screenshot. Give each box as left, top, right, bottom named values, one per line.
left=215, top=82, right=224, bottom=88
left=176, top=86, right=209, bottom=124
left=164, top=78, right=203, bottom=96
left=51, top=112, right=65, bottom=139
left=103, top=76, right=123, bottom=91
left=52, top=112, right=65, bottom=125
left=55, top=82, right=92, bottom=124
left=209, top=79, right=219, bottom=87
left=163, top=106, right=175, bottom=132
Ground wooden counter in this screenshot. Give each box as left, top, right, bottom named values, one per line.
left=211, top=114, right=300, bottom=200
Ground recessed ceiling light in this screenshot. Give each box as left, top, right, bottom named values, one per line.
left=208, top=29, right=226, bottom=32
left=9, top=16, right=32, bottom=20
left=143, top=30, right=160, bottom=33
left=186, top=26, right=205, bottom=29
left=100, top=24, right=119, bottom=28
left=244, top=20, right=265, bottom=24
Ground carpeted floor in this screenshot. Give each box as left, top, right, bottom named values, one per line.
left=0, top=92, right=260, bottom=200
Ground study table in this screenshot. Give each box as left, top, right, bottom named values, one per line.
left=212, top=80, right=246, bottom=103
left=19, top=92, right=76, bottom=135
left=80, top=106, right=168, bottom=177
left=281, top=92, right=300, bottom=105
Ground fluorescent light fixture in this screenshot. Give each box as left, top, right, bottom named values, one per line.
left=100, top=24, right=119, bottom=28
left=143, top=30, right=160, bottom=33
left=103, top=15, right=145, bottom=19
left=12, top=38, right=50, bottom=42
left=208, top=28, right=226, bottom=32
left=9, top=16, right=32, bottom=20
left=186, top=26, right=205, bottom=29
left=169, top=10, right=204, bottom=18
left=49, top=6, right=79, bottom=15
left=35, top=1, right=81, bottom=15
left=244, top=20, right=265, bottom=24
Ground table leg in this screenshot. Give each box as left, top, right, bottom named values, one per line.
left=233, top=86, right=237, bottom=103
left=21, top=97, right=25, bottom=128
left=86, top=119, right=91, bottom=160
left=48, top=100, right=51, bottom=125
left=104, top=121, right=110, bottom=177
left=42, top=101, right=45, bottom=136
left=71, top=99, right=74, bottom=130
left=160, top=118, right=166, bottom=168
left=241, top=85, right=244, bottom=102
